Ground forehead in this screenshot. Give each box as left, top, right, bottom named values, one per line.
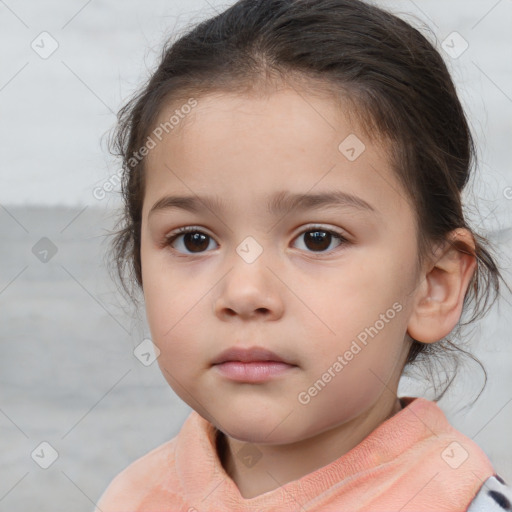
left=143, top=88, right=411, bottom=222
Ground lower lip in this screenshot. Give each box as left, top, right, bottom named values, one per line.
left=213, top=361, right=295, bottom=382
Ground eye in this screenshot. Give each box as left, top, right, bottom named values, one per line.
left=164, top=226, right=218, bottom=255
left=164, top=225, right=349, bottom=256
left=292, top=225, right=348, bottom=255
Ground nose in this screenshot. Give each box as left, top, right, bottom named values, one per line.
left=213, top=256, right=285, bottom=322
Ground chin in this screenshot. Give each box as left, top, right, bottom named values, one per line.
left=217, top=415, right=308, bottom=446
left=220, top=424, right=290, bottom=445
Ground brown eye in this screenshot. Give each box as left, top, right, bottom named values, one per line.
left=165, top=228, right=217, bottom=254
left=293, top=227, right=348, bottom=254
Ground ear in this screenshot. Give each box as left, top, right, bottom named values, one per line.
left=407, top=229, right=477, bottom=344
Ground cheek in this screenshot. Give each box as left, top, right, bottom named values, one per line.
left=141, top=255, right=212, bottom=369
left=294, top=257, right=396, bottom=331
left=144, top=278, right=197, bottom=345
left=141, top=251, right=184, bottom=347
left=295, top=254, right=410, bottom=368
left=145, top=287, right=204, bottom=386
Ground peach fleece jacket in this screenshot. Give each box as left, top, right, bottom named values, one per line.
left=95, top=396, right=496, bottom=511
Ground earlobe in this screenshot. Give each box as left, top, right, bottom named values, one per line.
left=406, top=229, right=477, bottom=344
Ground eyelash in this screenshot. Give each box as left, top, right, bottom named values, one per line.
left=163, top=225, right=349, bottom=257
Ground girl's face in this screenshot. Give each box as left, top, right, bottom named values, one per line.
left=140, top=87, right=422, bottom=444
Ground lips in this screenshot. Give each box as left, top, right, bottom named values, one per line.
left=211, top=345, right=297, bottom=383
left=211, top=346, right=294, bottom=366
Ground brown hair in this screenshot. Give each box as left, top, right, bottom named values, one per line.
left=106, top=0, right=510, bottom=404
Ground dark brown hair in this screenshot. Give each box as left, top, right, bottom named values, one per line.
left=106, top=0, right=510, bottom=404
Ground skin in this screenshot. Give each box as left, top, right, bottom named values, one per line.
left=139, top=86, right=477, bottom=499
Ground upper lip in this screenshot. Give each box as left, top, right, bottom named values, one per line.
left=211, top=346, right=294, bottom=365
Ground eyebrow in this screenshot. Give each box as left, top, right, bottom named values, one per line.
left=148, top=190, right=377, bottom=218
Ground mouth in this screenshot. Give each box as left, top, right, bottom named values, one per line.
left=211, top=346, right=297, bottom=383
left=211, top=345, right=293, bottom=365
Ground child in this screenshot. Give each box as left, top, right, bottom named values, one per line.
left=97, top=0, right=512, bottom=510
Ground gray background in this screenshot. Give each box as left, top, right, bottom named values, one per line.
left=1, top=0, right=511, bottom=510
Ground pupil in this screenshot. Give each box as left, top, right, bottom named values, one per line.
left=305, top=231, right=329, bottom=251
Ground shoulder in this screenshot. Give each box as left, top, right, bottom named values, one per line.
left=467, top=475, right=512, bottom=512
left=94, top=436, right=184, bottom=512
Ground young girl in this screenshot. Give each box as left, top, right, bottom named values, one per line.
left=97, top=0, right=512, bottom=510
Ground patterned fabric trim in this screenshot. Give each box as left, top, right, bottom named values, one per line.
left=467, top=475, right=512, bottom=511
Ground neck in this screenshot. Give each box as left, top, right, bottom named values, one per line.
left=216, top=395, right=404, bottom=499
